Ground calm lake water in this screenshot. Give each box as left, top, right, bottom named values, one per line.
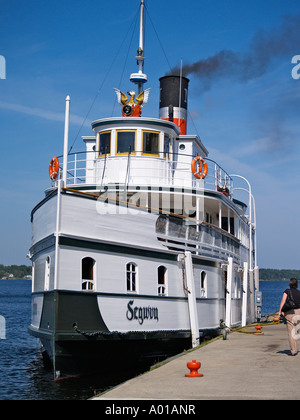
left=0, top=279, right=289, bottom=400
left=259, top=280, right=290, bottom=315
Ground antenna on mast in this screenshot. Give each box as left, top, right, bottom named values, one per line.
left=130, top=0, right=147, bottom=93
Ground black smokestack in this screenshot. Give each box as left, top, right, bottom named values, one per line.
left=159, top=75, right=189, bottom=134
left=167, top=15, right=300, bottom=91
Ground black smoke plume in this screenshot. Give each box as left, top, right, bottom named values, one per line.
left=167, top=15, right=300, bottom=91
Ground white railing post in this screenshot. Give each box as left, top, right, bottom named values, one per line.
left=185, top=251, right=200, bottom=348
left=242, top=262, right=249, bottom=326
left=74, top=154, right=77, bottom=185
left=62, top=96, right=70, bottom=186
left=230, top=175, right=253, bottom=270
left=225, top=257, right=234, bottom=328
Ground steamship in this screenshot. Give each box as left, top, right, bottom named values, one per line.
left=28, top=0, right=259, bottom=379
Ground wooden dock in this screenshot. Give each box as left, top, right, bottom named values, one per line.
left=93, top=322, right=300, bottom=400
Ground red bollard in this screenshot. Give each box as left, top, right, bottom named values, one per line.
left=254, top=324, right=264, bottom=335
left=185, top=360, right=203, bottom=377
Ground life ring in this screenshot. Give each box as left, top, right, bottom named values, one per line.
left=49, top=156, right=59, bottom=180
left=191, top=156, right=208, bottom=179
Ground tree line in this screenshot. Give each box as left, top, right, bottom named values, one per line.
left=0, top=264, right=32, bottom=279
left=259, top=268, right=300, bottom=281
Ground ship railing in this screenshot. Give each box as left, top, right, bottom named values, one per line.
left=53, top=150, right=233, bottom=197
left=156, top=214, right=241, bottom=264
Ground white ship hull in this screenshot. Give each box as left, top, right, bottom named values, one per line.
left=29, top=183, right=257, bottom=378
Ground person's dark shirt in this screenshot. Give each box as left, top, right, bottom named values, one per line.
left=284, top=288, right=300, bottom=309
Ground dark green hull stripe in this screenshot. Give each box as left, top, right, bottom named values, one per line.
left=58, top=236, right=219, bottom=267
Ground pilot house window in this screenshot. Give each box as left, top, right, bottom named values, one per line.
left=99, top=131, right=111, bottom=156
left=117, top=131, right=135, bottom=154
left=142, top=131, right=159, bottom=155
left=164, top=134, right=170, bottom=158
left=82, top=257, right=95, bottom=291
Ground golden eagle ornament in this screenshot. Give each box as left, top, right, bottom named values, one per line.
left=114, top=88, right=151, bottom=117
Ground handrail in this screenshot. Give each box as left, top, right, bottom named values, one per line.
left=56, top=149, right=232, bottom=178
left=52, top=149, right=234, bottom=196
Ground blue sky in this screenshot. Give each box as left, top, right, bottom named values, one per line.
left=0, top=0, right=299, bottom=269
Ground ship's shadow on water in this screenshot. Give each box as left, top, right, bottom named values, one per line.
left=25, top=353, right=155, bottom=400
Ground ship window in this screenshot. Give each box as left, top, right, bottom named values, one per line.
left=158, top=265, right=167, bottom=296
left=44, top=256, right=50, bottom=291
left=99, top=131, right=111, bottom=156
left=206, top=213, right=212, bottom=224
left=142, top=131, right=159, bottom=156
left=233, top=273, right=241, bottom=299
left=164, top=134, right=170, bottom=158
left=200, top=271, right=207, bottom=298
left=126, top=263, right=138, bottom=292
left=116, top=131, right=136, bottom=154
left=82, top=257, right=95, bottom=291
left=224, top=270, right=227, bottom=298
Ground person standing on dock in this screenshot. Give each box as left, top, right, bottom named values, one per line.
left=279, top=278, right=300, bottom=356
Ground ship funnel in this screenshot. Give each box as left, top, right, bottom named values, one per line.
left=159, top=75, right=189, bottom=135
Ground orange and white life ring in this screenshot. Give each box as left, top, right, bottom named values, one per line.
left=191, top=156, right=208, bottom=179
left=49, top=156, right=59, bottom=180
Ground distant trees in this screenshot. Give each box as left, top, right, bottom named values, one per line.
left=0, top=264, right=32, bottom=279
left=259, top=269, right=300, bottom=281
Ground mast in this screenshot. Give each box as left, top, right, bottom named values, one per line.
left=62, top=95, right=70, bottom=185
left=130, top=0, right=147, bottom=93
left=139, top=0, right=145, bottom=53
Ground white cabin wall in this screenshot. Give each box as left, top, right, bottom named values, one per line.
left=32, top=249, right=55, bottom=292
left=173, top=140, right=194, bottom=188
left=59, top=194, right=166, bottom=251
left=57, top=245, right=186, bottom=297
left=95, top=155, right=171, bottom=187
left=83, top=137, right=97, bottom=184
left=194, top=265, right=225, bottom=329
left=31, top=195, right=57, bottom=246
left=229, top=270, right=243, bottom=326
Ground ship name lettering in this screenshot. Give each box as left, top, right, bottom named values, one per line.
left=126, top=300, right=159, bottom=324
